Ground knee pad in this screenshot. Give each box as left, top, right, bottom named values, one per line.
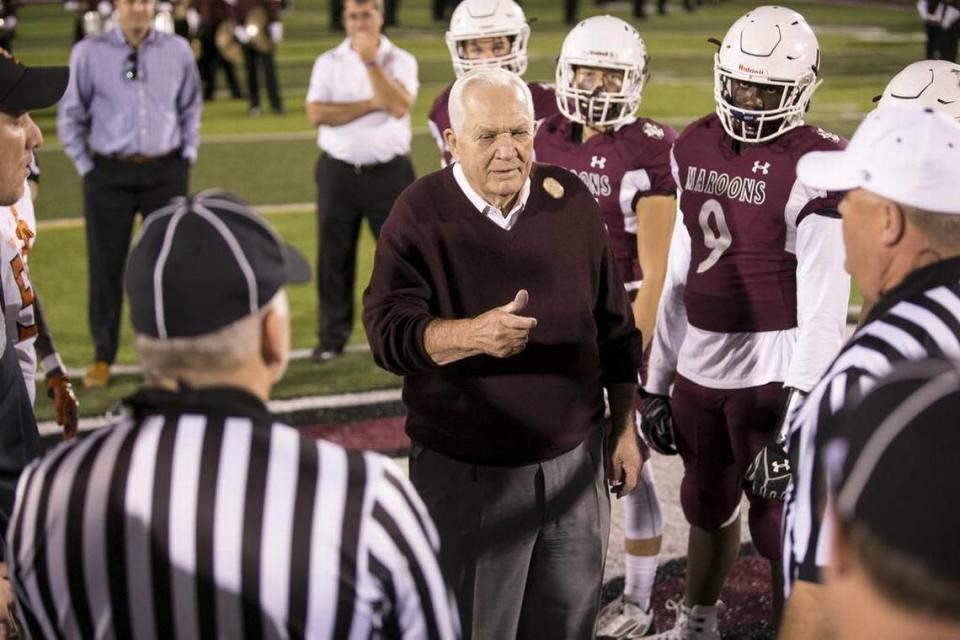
left=625, top=463, right=663, bottom=540
left=746, top=495, right=784, bottom=560
left=679, top=473, right=742, bottom=531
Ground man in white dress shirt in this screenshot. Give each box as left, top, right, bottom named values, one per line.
left=305, top=0, right=417, bottom=363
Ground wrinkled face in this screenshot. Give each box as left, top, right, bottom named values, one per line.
left=449, top=83, right=533, bottom=206
left=839, top=188, right=889, bottom=303
left=114, top=0, right=156, bottom=41
left=574, top=65, right=625, bottom=93
left=344, top=0, right=382, bottom=39
left=0, top=111, right=41, bottom=206
left=461, top=36, right=512, bottom=60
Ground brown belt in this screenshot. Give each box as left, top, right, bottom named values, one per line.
left=97, top=150, right=179, bottom=165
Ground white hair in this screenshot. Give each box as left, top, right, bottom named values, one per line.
left=135, top=290, right=289, bottom=384
left=448, top=67, right=534, bottom=134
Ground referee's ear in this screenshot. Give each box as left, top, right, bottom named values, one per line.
left=879, top=198, right=906, bottom=247
left=260, top=292, right=292, bottom=383
left=825, top=505, right=855, bottom=579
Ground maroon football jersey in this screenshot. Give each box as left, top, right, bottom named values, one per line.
left=428, top=80, right=559, bottom=166
left=673, top=113, right=847, bottom=333
left=534, top=113, right=678, bottom=286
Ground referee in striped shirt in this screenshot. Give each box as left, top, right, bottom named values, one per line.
left=773, top=107, right=960, bottom=639
left=4, top=191, right=459, bottom=639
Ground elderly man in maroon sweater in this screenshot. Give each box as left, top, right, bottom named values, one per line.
left=363, top=67, right=645, bottom=640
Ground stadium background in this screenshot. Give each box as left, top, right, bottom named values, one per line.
left=19, top=0, right=922, bottom=419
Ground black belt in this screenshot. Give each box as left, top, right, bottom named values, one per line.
left=325, top=154, right=405, bottom=175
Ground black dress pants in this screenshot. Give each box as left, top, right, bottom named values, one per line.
left=243, top=45, right=283, bottom=112
left=936, top=24, right=960, bottom=61
left=0, top=29, right=14, bottom=53
left=199, top=20, right=243, bottom=100
left=315, top=153, right=414, bottom=352
left=925, top=22, right=959, bottom=61
left=83, top=153, right=189, bottom=363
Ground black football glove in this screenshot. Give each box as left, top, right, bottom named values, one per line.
left=639, top=392, right=677, bottom=456
left=744, top=438, right=792, bottom=501
left=745, top=387, right=805, bottom=501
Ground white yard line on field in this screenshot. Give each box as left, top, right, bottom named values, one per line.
left=38, top=381, right=398, bottom=437
left=37, top=201, right=316, bottom=230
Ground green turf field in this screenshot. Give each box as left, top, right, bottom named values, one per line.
left=17, top=0, right=916, bottom=419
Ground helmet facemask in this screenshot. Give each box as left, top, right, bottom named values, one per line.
left=556, top=61, right=646, bottom=128
left=714, top=58, right=820, bottom=143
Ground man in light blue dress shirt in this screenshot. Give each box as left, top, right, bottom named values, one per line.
left=57, top=0, right=201, bottom=388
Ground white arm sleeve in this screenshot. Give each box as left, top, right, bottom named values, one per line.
left=645, top=205, right=690, bottom=395
left=784, top=214, right=850, bottom=392
left=944, top=5, right=960, bottom=28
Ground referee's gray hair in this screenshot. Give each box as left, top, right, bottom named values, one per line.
left=902, top=204, right=960, bottom=249
left=448, top=68, right=534, bottom=135
left=135, top=290, right=288, bottom=385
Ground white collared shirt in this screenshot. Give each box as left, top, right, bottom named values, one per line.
left=452, top=163, right=530, bottom=230
left=306, top=36, right=418, bottom=165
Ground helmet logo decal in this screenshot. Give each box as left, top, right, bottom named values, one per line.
left=643, top=122, right=664, bottom=139
left=738, top=64, right=766, bottom=75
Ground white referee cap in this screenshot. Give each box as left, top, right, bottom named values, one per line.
left=797, top=106, right=960, bottom=214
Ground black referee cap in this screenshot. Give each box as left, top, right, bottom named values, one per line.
left=821, top=359, right=960, bottom=583
left=125, top=190, right=311, bottom=339
left=0, top=54, right=69, bottom=114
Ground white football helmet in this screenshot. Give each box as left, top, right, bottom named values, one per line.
left=445, top=0, right=529, bottom=78
left=714, top=6, right=822, bottom=143
left=555, top=15, right=647, bottom=128
left=878, top=60, right=960, bottom=121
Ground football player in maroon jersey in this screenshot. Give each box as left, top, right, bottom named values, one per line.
left=427, top=0, right=558, bottom=167
left=642, top=7, right=850, bottom=638
left=534, top=15, right=676, bottom=638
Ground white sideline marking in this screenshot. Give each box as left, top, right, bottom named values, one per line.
left=37, top=201, right=316, bottom=231
left=38, top=383, right=400, bottom=437
left=64, top=343, right=371, bottom=378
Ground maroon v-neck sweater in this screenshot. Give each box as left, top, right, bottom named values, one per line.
left=363, top=163, right=642, bottom=465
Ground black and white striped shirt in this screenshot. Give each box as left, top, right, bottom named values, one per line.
left=5, top=387, right=460, bottom=639
left=782, top=256, right=960, bottom=595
